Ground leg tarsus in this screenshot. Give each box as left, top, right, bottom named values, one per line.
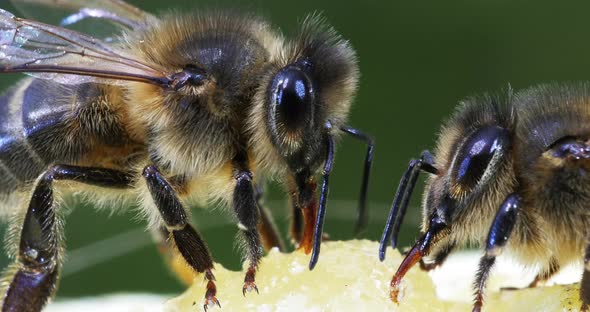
left=242, top=266, right=259, bottom=296
left=472, top=256, right=495, bottom=312
left=239, top=228, right=261, bottom=297
left=204, top=270, right=220, bottom=311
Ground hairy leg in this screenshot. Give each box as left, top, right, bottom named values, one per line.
left=1, top=165, right=132, bottom=312
left=142, top=165, right=218, bottom=310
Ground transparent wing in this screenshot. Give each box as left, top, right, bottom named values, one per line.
left=9, top=0, right=156, bottom=31
left=0, top=9, right=171, bottom=86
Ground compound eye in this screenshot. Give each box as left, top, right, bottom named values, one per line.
left=451, top=126, right=509, bottom=198
left=270, top=66, right=314, bottom=132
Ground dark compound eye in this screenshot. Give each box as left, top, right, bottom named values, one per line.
left=451, top=126, right=509, bottom=197
left=269, top=65, right=314, bottom=132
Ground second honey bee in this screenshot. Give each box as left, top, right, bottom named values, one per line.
left=0, top=1, right=373, bottom=311
left=380, top=83, right=590, bottom=311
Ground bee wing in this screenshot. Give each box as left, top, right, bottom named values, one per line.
left=0, top=9, right=171, bottom=87
left=9, top=0, right=156, bottom=31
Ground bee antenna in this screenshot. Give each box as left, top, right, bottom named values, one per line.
left=379, top=150, right=438, bottom=261
left=309, top=121, right=335, bottom=270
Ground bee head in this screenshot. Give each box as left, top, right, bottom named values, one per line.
left=422, top=92, right=516, bottom=242
left=248, top=13, right=357, bottom=205
left=254, top=14, right=358, bottom=205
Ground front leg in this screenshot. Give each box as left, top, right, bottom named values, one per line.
left=231, top=155, right=263, bottom=296
left=472, top=193, right=521, bottom=312
left=142, top=165, right=218, bottom=311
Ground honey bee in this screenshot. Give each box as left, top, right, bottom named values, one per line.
left=0, top=1, right=374, bottom=311
left=380, top=83, right=590, bottom=311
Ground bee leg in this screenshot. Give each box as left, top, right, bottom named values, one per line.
left=340, top=126, right=375, bottom=236
left=528, top=258, right=559, bottom=288
left=231, top=155, right=264, bottom=296
left=1, top=165, right=133, bottom=312
left=289, top=193, right=304, bottom=245
left=472, top=193, right=521, bottom=312
left=142, top=165, right=218, bottom=311
left=151, top=226, right=198, bottom=285
left=379, top=150, right=438, bottom=261
left=255, top=182, right=285, bottom=251
left=419, top=242, right=456, bottom=272
left=1, top=172, right=60, bottom=312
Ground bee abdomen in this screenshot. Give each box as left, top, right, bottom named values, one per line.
left=0, top=79, right=118, bottom=195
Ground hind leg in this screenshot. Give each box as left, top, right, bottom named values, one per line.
left=0, top=165, right=132, bottom=312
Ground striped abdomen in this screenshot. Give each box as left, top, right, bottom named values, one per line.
left=0, top=79, right=138, bottom=195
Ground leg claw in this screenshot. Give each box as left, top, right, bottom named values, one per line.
left=203, top=296, right=221, bottom=311
left=243, top=281, right=259, bottom=296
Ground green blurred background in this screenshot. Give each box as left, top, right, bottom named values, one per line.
left=2, top=0, right=590, bottom=299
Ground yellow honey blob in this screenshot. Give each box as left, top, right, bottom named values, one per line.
left=165, top=240, right=582, bottom=312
